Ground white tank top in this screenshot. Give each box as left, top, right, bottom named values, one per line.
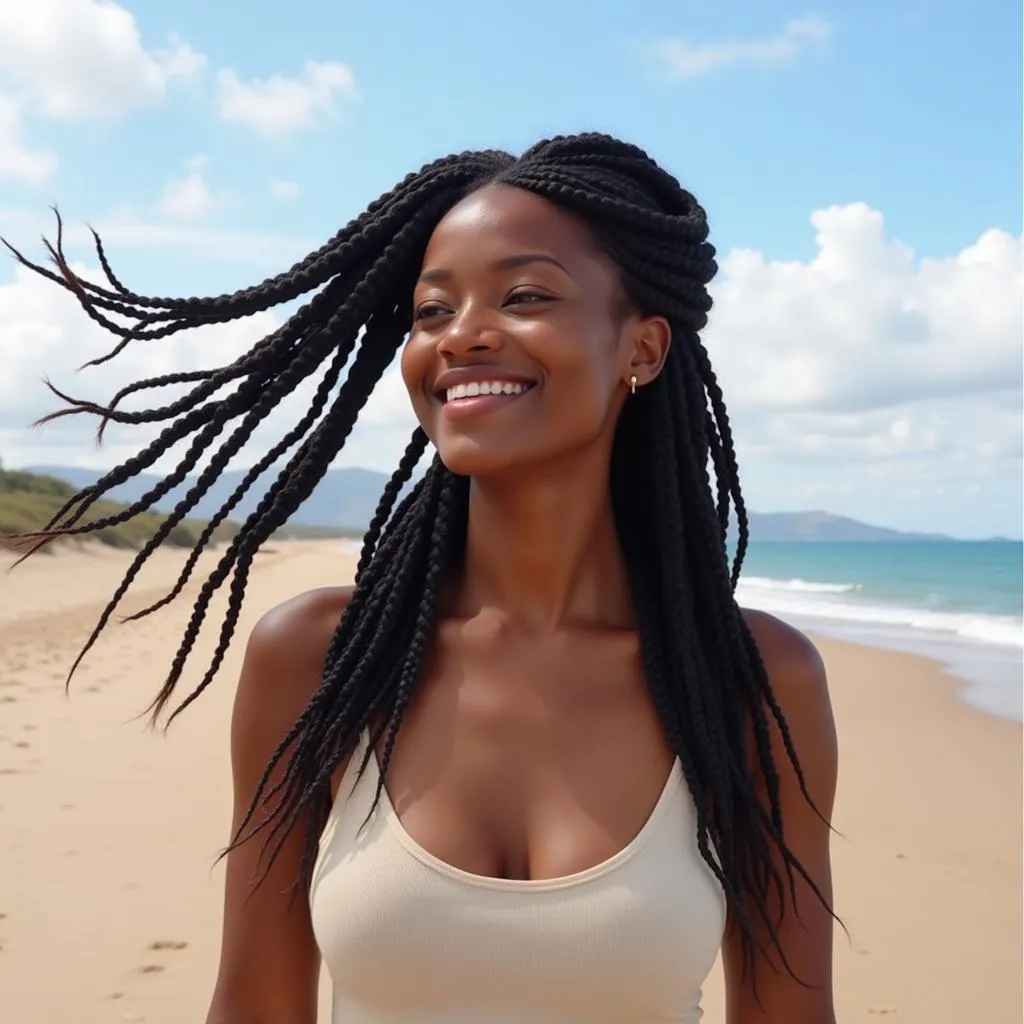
left=310, top=730, right=726, bottom=1023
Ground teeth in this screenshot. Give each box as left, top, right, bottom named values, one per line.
left=446, top=381, right=527, bottom=402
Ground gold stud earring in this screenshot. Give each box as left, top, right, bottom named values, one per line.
left=629, top=374, right=638, bottom=396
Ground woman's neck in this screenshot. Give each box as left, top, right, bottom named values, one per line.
left=454, top=452, right=634, bottom=633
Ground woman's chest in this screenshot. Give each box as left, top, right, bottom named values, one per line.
left=372, top=622, right=678, bottom=883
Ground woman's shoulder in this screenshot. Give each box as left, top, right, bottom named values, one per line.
left=740, top=607, right=828, bottom=701
left=250, top=586, right=355, bottom=656
left=234, top=586, right=355, bottom=726
left=738, top=606, right=836, bottom=798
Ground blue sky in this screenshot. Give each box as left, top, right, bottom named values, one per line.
left=0, top=0, right=1020, bottom=537
left=9, top=1, right=1020, bottom=274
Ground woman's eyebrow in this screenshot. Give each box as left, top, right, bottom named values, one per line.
left=418, top=253, right=571, bottom=285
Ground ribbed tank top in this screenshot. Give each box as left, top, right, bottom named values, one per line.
left=309, top=730, right=726, bottom=1023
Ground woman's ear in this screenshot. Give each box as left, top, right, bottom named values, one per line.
left=626, top=315, right=672, bottom=388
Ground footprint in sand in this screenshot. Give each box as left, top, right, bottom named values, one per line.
left=147, top=940, right=189, bottom=951
left=134, top=940, right=189, bottom=977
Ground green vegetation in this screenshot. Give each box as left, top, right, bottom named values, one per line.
left=0, top=466, right=239, bottom=552
left=0, top=465, right=364, bottom=552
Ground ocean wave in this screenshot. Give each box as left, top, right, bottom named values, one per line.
left=735, top=579, right=1024, bottom=650
left=740, top=576, right=861, bottom=595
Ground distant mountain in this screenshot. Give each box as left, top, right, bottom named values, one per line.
left=745, top=510, right=949, bottom=542
left=27, top=464, right=387, bottom=534
left=26, top=464, right=958, bottom=542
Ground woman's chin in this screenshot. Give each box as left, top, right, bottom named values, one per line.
left=436, top=439, right=535, bottom=480
left=435, top=427, right=608, bottom=482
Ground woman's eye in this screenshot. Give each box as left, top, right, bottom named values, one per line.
left=413, top=304, right=450, bottom=322
left=413, top=292, right=554, bottom=322
left=506, top=291, right=553, bottom=306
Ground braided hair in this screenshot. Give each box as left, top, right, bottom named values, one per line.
left=5, top=133, right=831, bottom=979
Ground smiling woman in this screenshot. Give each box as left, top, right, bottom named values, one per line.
left=4, top=134, right=838, bottom=1024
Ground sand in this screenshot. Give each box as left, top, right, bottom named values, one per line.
left=0, top=540, right=1020, bottom=1023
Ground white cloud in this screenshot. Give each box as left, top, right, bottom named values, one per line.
left=651, top=14, right=833, bottom=79
left=705, top=205, right=1021, bottom=419
left=698, top=205, right=1022, bottom=536
left=0, top=258, right=281, bottom=476
left=0, top=93, right=56, bottom=184
left=155, top=156, right=226, bottom=221
left=730, top=388, right=1022, bottom=537
left=217, top=60, right=357, bottom=139
left=0, top=1, right=205, bottom=119
left=156, top=172, right=217, bottom=221
left=269, top=178, right=301, bottom=201
left=0, top=260, right=273, bottom=408
left=0, top=203, right=1019, bottom=536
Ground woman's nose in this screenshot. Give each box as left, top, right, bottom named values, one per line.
left=436, top=303, right=504, bottom=358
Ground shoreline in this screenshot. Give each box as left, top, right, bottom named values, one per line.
left=774, top=613, right=1024, bottom=725
left=1, top=540, right=1020, bottom=1023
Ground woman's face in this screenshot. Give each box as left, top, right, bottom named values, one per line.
left=400, top=184, right=669, bottom=478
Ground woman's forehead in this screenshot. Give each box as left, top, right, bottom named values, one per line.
left=423, top=184, right=596, bottom=265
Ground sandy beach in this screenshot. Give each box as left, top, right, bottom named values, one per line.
left=0, top=540, right=1020, bottom=1024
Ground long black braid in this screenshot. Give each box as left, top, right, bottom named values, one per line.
left=4, top=133, right=832, bottom=979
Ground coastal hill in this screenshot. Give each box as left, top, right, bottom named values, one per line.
left=0, top=467, right=356, bottom=551
left=24, top=464, right=951, bottom=543
left=0, top=466, right=237, bottom=551
left=748, top=510, right=947, bottom=542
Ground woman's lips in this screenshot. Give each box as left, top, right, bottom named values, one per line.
left=440, top=383, right=536, bottom=421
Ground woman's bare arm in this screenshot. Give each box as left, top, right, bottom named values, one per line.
left=723, top=609, right=839, bottom=1024
left=206, top=587, right=352, bottom=1024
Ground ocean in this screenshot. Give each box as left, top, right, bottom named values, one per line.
left=736, top=541, right=1023, bottom=723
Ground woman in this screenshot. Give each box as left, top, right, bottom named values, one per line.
left=9, top=134, right=838, bottom=1022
